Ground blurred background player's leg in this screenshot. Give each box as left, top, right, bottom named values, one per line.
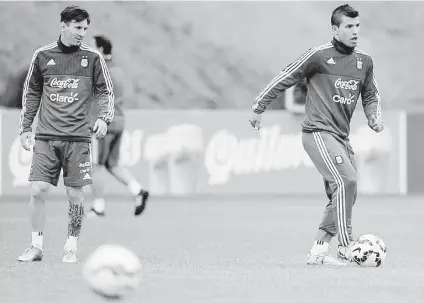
left=302, top=131, right=357, bottom=265
left=88, top=132, right=149, bottom=217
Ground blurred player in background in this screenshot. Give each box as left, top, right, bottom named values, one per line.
left=18, top=5, right=114, bottom=263
left=86, top=35, right=149, bottom=218
left=249, top=4, right=384, bottom=266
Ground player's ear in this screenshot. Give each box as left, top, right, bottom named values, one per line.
left=61, top=21, right=67, bottom=31
left=332, top=24, right=339, bottom=36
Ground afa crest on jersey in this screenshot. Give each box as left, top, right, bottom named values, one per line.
left=356, top=58, right=362, bottom=70
left=81, top=57, right=88, bottom=68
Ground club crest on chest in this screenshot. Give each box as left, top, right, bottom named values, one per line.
left=81, top=56, right=88, bottom=68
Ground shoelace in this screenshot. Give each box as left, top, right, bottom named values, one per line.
left=24, top=246, right=38, bottom=254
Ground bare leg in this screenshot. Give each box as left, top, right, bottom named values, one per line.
left=29, top=181, right=51, bottom=249
left=108, top=166, right=142, bottom=195
left=90, top=164, right=143, bottom=214
left=91, top=164, right=107, bottom=202
left=65, top=186, right=84, bottom=250
left=108, top=165, right=149, bottom=216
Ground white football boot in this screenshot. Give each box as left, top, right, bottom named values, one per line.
left=62, top=249, right=78, bottom=263
left=337, top=242, right=356, bottom=262
left=306, top=252, right=346, bottom=266
left=306, top=240, right=345, bottom=266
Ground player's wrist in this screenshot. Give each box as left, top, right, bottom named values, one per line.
left=251, top=111, right=263, bottom=117
left=97, top=117, right=110, bottom=125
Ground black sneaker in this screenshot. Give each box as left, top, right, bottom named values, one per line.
left=134, top=190, right=149, bottom=216
left=86, top=207, right=105, bottom=218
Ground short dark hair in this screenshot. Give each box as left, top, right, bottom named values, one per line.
left=331, top=4, right=359, bottom=27
left=93, top=35, right=112, bottom=55
left=60, top=5, right=90, bottom=25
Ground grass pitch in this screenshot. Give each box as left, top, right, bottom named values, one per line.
left=1, top=195, right=423, bottom=303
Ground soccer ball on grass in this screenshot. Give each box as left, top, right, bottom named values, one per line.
left=350, top=234, right=387, bottom=267
left=83, top=244, right=142, bottom=299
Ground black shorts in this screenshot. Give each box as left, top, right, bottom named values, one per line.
left=93, top=131, right=122, bottom=169
left=29, top=140, right=93, bottom=187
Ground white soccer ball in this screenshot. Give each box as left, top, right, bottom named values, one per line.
left=83, top=244, right=142, bottom=299
left=357, top=234, right=387, bottom=260
left=350, top=234, right=387, bottom=267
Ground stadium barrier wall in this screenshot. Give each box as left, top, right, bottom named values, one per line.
left=0, top=109, right=407, bottom=197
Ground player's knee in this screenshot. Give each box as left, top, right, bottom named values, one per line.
left=66, top=186, right=84, bottom=203
left=106, top=164, right=117, bottom=174
left=30, top=181, right=50, bottom=202
left=344, top=175, right=357, bottom=188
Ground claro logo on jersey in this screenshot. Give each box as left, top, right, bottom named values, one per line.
left=50, top=92, right=79, bottom=103
left=50, top=78, right=80, bottom=89
left=334, top=78, right=359, bottom=91
left=333, top=93, right=356, bottom=105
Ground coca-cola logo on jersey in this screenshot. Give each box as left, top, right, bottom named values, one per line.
left=50, top=78, right=80, bottom=89
left=334, top=78, right=359, bottom=91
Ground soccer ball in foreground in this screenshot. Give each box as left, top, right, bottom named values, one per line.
left=83, top=244, right=142, bottom=299
left=350, top=234, right=387, bottom=267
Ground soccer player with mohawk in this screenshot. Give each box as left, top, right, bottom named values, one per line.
left=250, top=4, right=384, bottom=266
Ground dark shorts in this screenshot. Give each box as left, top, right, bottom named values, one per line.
left=93, top=131, right=122, bottom=169
left=29, top=140, right=93, bottom=187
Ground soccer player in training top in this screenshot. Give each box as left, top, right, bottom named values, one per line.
left=18, top=6, right=114, bottom=263
left=86, top=35, right=149, bottom=217
left=249, top=4, right=384, bottom=266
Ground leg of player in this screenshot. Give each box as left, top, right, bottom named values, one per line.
left=88, top=132, right=149, bottom=217
left=18, top=181, right=51, bottom=262
left=308, top=183, right=340, bottom=265
left=61, top=141, right=92, bottom=263
left=337, top=143, right=358, bottom=260
left=87, top=163, right=107, bottom=217
left=303, top=131, right=357, bottom=266
left=107, top=165, right=149, bottom=216
left=316, top=180, right=338, bottom=242
left=63, top=186, right=84, bottom=263
left=19, top=140, right=61, bottom=262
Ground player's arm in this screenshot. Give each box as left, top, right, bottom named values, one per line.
left=19, top=54, right=43, bottom=136
left=361, top=57, right=384, bottom=132
left=93, top=54, right=115, bottom=125
left=110, top=67, right=127, bottom=109
left=251, top=48, right=318, bottom=115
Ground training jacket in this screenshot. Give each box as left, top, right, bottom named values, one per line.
left=252, top=38, right=381, bottom=139
left=19, top=37, right=115, bottom=142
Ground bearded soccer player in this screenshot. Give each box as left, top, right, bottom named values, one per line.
left=18, top=5, right=114, bottom=263
left=249, top=4, right=384, bottom=266
left=86, top=35, right=149, bottom=218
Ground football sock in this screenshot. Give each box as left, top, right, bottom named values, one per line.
left=32, top=231, right=43, bottom=250
left=64, top=236, right=78, bottom=251
left=310, top=240, right=329, bottom=254
left=128, top=180, right=142, bottom=196
left=92, top=198, right=106, bottom=213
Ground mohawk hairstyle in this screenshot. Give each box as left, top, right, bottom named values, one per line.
left=331, top=4, right=359, bottom=27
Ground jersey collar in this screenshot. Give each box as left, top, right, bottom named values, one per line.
left=332, top=38, right=354, bottom=55
left=57, top=36, right=80, bottom=53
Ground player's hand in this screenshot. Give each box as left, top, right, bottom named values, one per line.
left=249, top=112, right=262, bottom=130
left=368, top=114, right=384, bottom=133
left=93, top=118, right=108, bottom=139
left=20, top=132, right=32, bottom=151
